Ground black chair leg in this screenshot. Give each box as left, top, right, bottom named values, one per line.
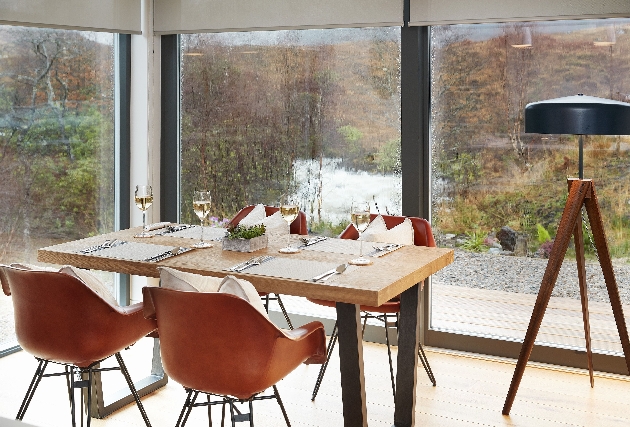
left=311, top=321, right=338, bottom=401
left=17, top=358, right=48, bottom=421
left=177, top=389, right=199, bottom=427
left=248, top=400, right=254, bottom=427
left=394, top=311, right=436, bottom=386
left=115, top=352, right=153, bottom=426
left=228, top=399, right=236, bottom=427
left=65, top=365, right=74, bottom=424
left=275, top=294, right=293, bottom=330
left=418, top=344, right=436, bottom=386
left=383, top=314, right=396, bottom=401
left=207, top=393, right=212, bottom=427
left=273, top=385, right=291, bottom=427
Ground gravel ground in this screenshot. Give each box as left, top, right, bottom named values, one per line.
left=433, top=249, right=630, bottom=305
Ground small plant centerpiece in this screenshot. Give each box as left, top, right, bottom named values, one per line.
left=222, top=223, right=268, bottom=252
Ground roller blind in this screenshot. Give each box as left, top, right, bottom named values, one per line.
left=154, top=0, right=403, bottom=34
left=0, top=0, right=141, bottom=34
left=410, top=0, right=630, bottom=26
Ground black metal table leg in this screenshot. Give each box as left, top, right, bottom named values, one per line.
left=335, top=302, right=367, bottom=427
left=393, top=283, right=422, bottom=427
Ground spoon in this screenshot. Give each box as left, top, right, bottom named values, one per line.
left=312, top=263, right=347, bottom=282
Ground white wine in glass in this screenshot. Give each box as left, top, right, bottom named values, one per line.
left=193, top=190, right=213, bottom=248
left=279, top=196, right=300, bottom=254
left=134, top=185, right=153, bottom=238
left=349, top=201, right=372, bottom=265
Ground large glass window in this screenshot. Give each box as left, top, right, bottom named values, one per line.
left=180, top=28, right=401, bottom=234
left=430, top=19, right=630, bottom=353
left=0, top=26, right=115, bottom=351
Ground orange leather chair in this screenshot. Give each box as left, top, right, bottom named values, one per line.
left=0, top=265, right=157, bottom=426
left=142, top=286, right=326, bottom=427
left=308, top=214, right=437, bottom=401
left=230, top=205, right=309, bottom=330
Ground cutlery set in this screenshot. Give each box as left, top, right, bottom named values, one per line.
left=143, top=247, right=191, bottom=262
left=311, top=263, right=347, bottom=282
left=155, top=224, right=193, bottom=235
left=366, top=243, right=402, bottom=257
left=80, top=239, right=126, bottom=254
left=228, top=255, right=275, bottom=272
left=298, top=236, right=328, bottom=248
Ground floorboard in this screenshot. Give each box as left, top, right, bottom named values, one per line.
left=2, top=336, right=630, bottom=426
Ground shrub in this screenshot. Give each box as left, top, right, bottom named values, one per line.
left=460, top=231, right=488, bottom=252
left=536, top=223, right=552, bottom=244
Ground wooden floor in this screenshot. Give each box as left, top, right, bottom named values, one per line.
left=432, top=284, right=630, bottom=354
left=1, top=336, right=630, bottom=426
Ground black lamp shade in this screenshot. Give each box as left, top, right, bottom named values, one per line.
left=525, top=94, right=630, bottom=135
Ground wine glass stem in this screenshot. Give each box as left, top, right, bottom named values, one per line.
left=359, top=239, right=363, bottom=257
left=200, top=219, right=205, bottom=244
left=142, top=211, right=147, bottom=231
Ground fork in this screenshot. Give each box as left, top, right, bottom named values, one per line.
left=80, top=239, right=120, bottom=254
left=232, top=256, right=273, bottom=272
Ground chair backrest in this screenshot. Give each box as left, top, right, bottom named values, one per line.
left=339, top=214, right=436, bottom=247
left=143, top=286, right=287, bottom=399
left=229, top=205, right=308, bottom=235
left=1, top=266, right=154, bottom=367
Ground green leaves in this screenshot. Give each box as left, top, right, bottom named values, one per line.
left=226, top=224, right=266, bottom=240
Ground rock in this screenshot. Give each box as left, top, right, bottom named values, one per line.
left=488, top=247, right=502, bottom=255
left=500, top=250, right=515, bottom=256
left=444, top=234, right=456, bottom=240
left=496, top=226, right=517, bottom=251
left=514, top=236, right=528, bottom=257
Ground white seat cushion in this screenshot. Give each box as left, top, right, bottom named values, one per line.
left=218, top=275, right=269, bottom=318
left=358, top=215, right=414, bottom=246
left=58, top=265, right=120, bottom=307
left=159, top=267, right=223, bottom=293
left=158, top=267, right=269, bottom=319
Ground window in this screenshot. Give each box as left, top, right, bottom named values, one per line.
left=0, top=26, right=115, bottom=351
left=430, top=19, right=630, bottom=354
left=179, top=28, right=401, bottom=234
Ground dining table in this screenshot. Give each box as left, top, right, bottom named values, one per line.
left=38, top=225, right=453, bottom=427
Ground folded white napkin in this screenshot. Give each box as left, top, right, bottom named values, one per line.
left=238, top=204, right=289, bottom=236
left=358, top=215, right=414, bottom=246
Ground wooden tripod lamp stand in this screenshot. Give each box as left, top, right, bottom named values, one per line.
left=503, top=94, right=630, bottom=415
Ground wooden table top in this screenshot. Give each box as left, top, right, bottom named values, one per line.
left=38, top=227, right=453, bottom=307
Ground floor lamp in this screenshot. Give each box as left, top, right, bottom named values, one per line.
left=503, top=94, right=630, bottom=415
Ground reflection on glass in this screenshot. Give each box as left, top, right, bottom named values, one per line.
left=134, top=185, right=154, bottom=238
left=349, top=201, right=372, bottom=265
left=279, top=195, right=300, bottom=254
left=192, top=190, right=213, bottom=248
left=430, top=18, right=630, bottom=353
left=180, top=28, right=402, bottom=236
left=0, top=26, right=116, bottom=350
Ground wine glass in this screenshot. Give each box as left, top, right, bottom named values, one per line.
left=349, top=201, right=372, bottom=265
left=134, top=185, right=153, bottom=238
left=278, top=195, right=300, bottom=254
left=192, top=190, right=213, bottom=248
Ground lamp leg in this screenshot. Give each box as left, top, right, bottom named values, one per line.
left=574, top=217, right=594, bottom=387
left=502, top=179, right=590, bottom=415
left=584, top=186, right=630, bottom=374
